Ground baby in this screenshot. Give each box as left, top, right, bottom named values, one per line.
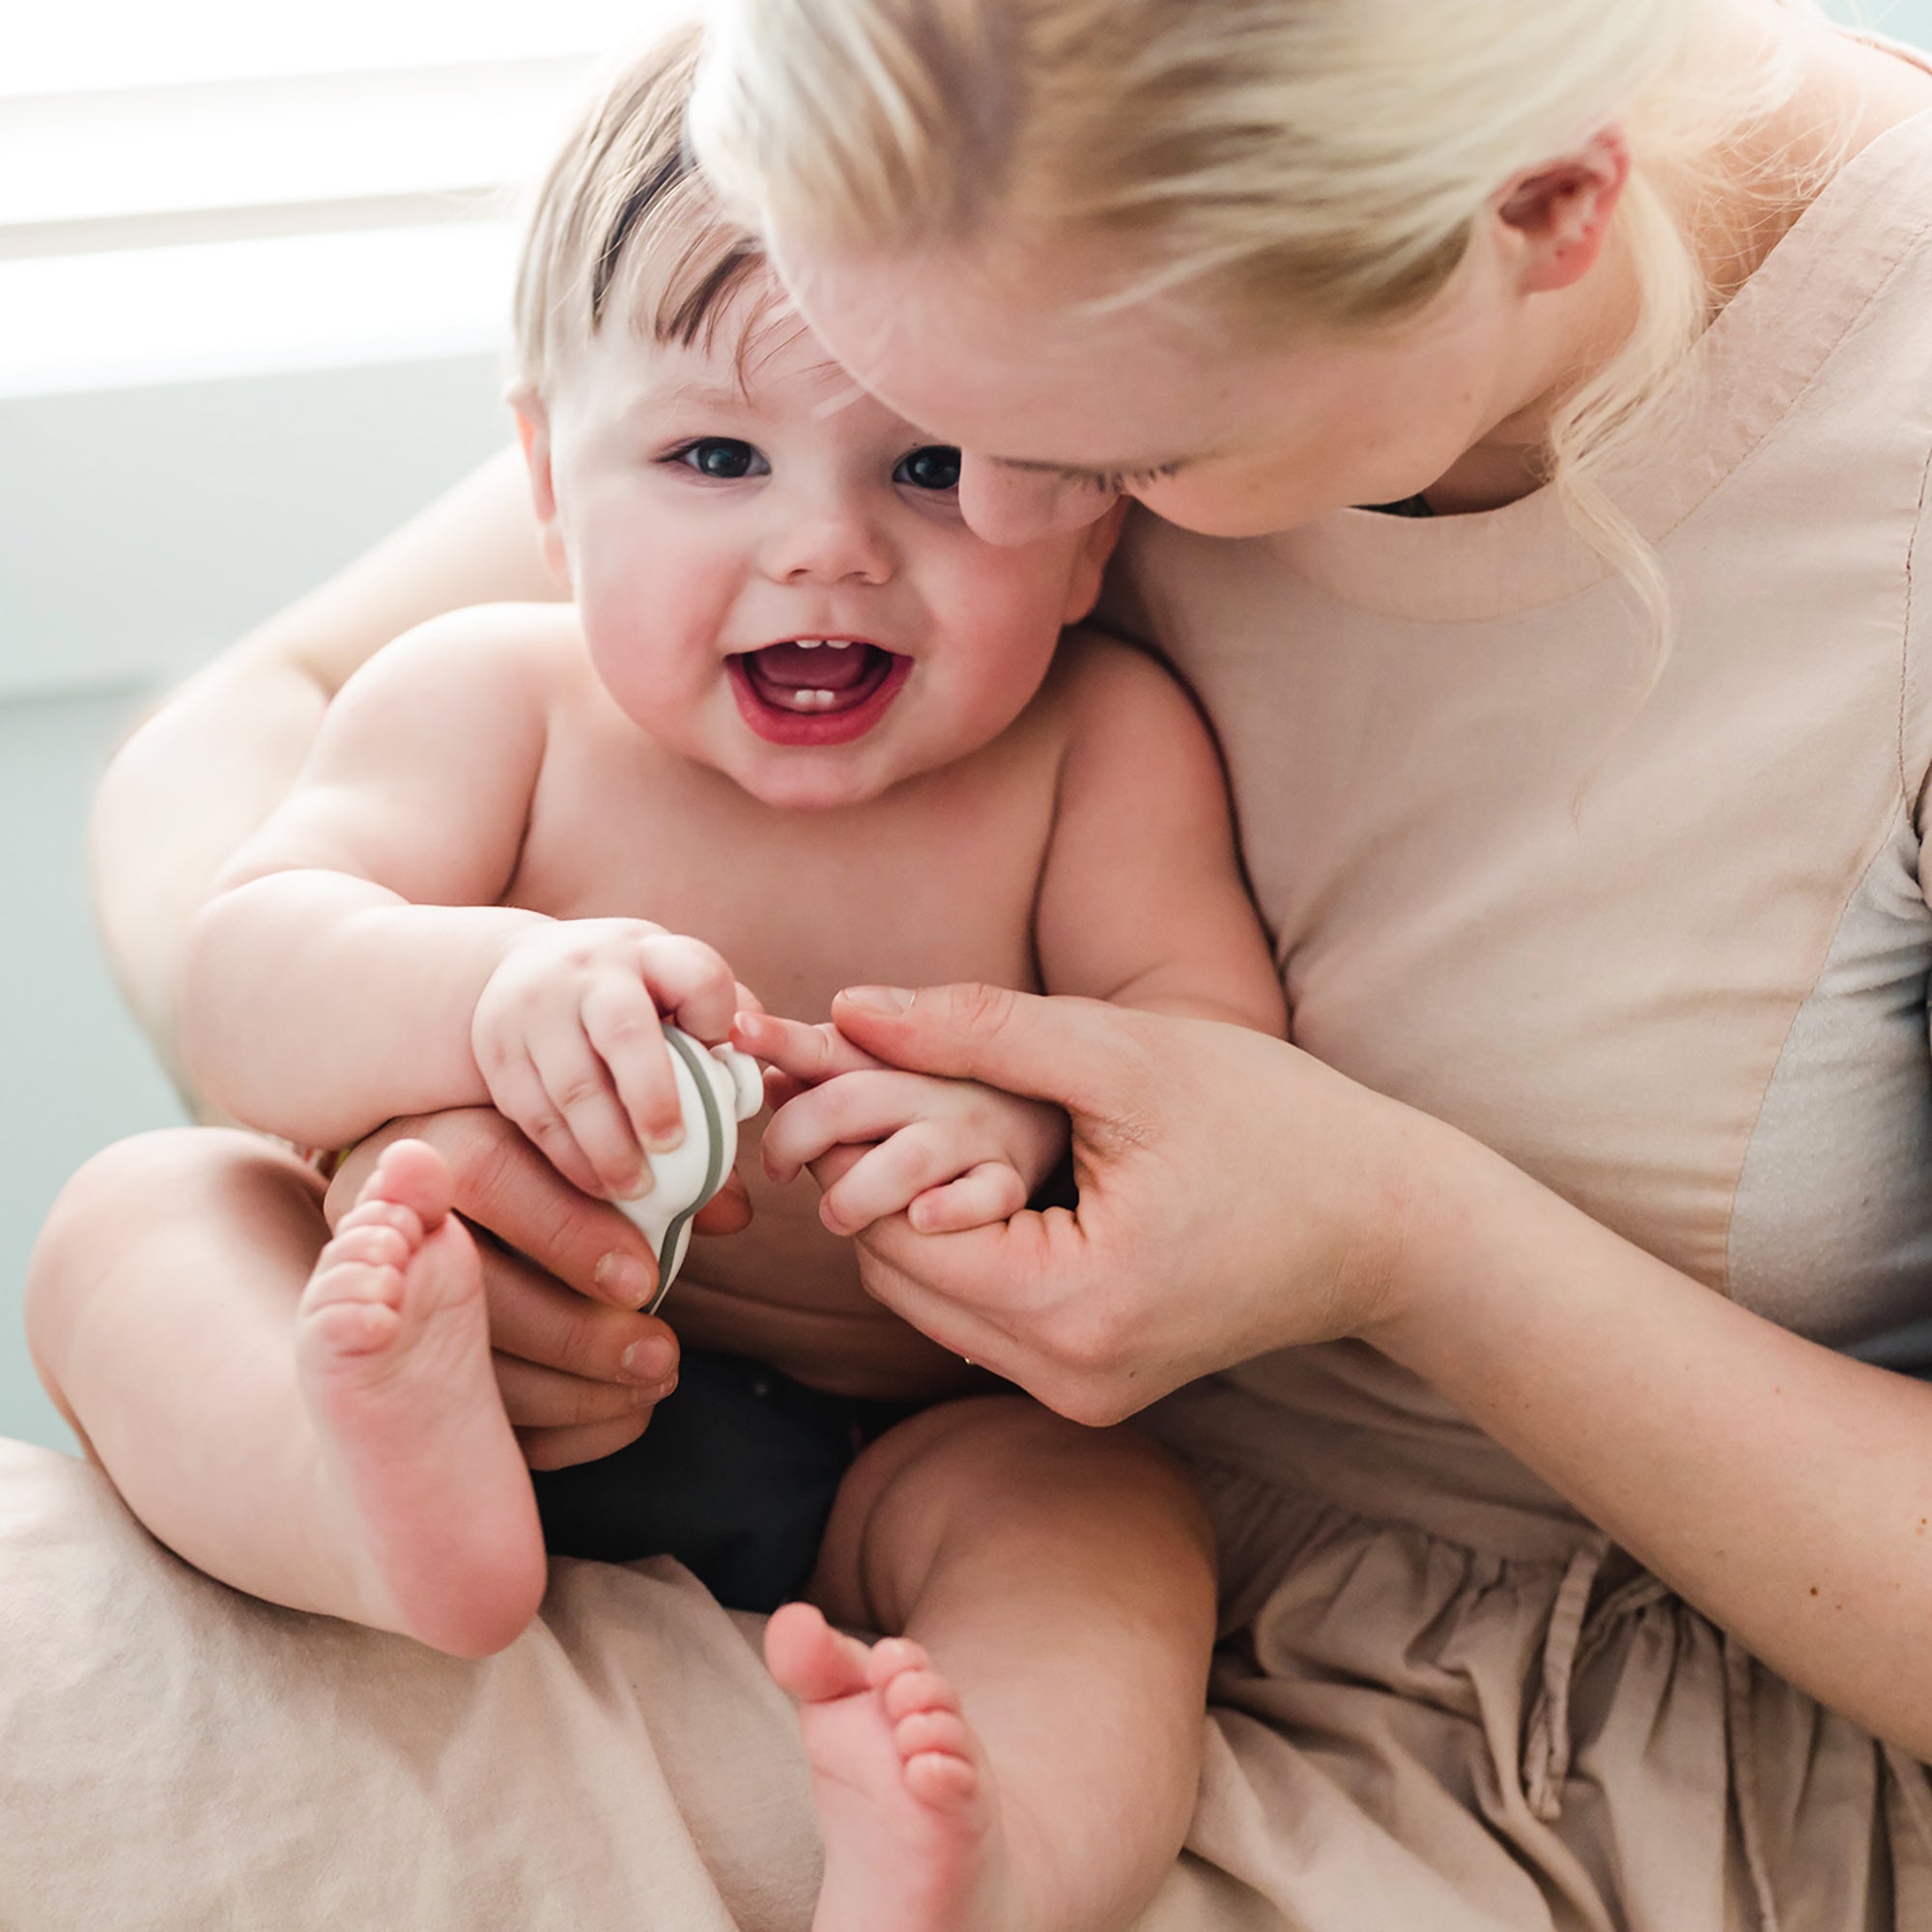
left=29, top=27, right=1285, bottom=1932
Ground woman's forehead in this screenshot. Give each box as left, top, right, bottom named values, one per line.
left=781, top=238, right=1239, bottom=455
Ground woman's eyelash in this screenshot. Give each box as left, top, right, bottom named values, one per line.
left=1070, top=462, right=1181, bottom=493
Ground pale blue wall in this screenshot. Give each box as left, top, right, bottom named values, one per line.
left=0, top=358, right=508, bottom=1453
left=1862, top=1, right=1932, bottom=40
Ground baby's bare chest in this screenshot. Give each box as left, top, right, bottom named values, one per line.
left=488, top=701, right=1064, bottom=1397
left=503, top=727, right=1056, bottom=1018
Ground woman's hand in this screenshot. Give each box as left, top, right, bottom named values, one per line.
left=819, top=984, right=1447, bottom=1425
left=742, top=1009, right=1068, bottom=1236
left=327, top=1106, right=750, bottom=1468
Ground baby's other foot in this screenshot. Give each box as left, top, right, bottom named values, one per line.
left=765, top=1601, right=1011, bottom=1932
left=296, top=1139, right=544, bottom=1655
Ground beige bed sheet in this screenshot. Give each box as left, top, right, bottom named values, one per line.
left=8, top=1349, right=1930, bottom=1931
left=0, top=1435, right=821, bottom=1930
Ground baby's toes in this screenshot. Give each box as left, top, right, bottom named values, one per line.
left=299, top=1258, right=405, bottom=1355
left=903, top=1743, right=980, bottom=1810
left=893, top=1704, right=973, bottom=1766
left=334, top=1198, right=425, bottom=1247
left=881, top=1665, right=962, bottom=1726
left=324, top=1222, right=406, bottom=1269
left=305, top=1231, right=412, bottom=1335
left=864, top=1635, right=930, bottom=1689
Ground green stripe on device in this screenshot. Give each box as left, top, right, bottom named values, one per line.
left=646, top=1030, right=729, bottom=1314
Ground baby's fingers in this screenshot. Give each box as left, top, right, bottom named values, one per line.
left=581, top=975, right=682, bottom=1156
left=734, top=1010, right=883, bottom=1086
left=484, top=1046, right=611, bottom=1201
left=638, top=934, right=740, bottom=1044
left=760, top=1069, right=931, bottom=1184
left=818, top=1122, right=974, bottom=1237
left=906, top=1162, right=1029, bottom=1235
left=526, top=1011, right=649, bottom=1200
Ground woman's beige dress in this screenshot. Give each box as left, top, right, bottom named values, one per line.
left=7, top=76, right=1932, bottom=1932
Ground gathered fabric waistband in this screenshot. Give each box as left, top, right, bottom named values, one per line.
left=1134, top=1350, right=1901, bottom=1931
left=1140, top=1347, right=1596, bottom=1564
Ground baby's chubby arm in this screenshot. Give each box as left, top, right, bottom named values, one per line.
left=181, top=608, right=741, bottom=1196
left=1030, top=636, right=1287, bottom=1035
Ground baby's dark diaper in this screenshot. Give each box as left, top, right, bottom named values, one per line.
left=530, top=1349, right=923, bottom=1613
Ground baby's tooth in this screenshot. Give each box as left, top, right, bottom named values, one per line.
left=796, top=638, right=823, bottom=649
left=825, top=639, right=852, bottom=650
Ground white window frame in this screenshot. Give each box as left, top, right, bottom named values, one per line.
left=0, top=2, right=694, bottom=396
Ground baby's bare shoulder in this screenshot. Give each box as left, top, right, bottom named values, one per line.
left=350, top=602, right=586, bottom=709
left=299, top=603, right=597, bottom=815
left=1038, top=627, right=1212, bottom=761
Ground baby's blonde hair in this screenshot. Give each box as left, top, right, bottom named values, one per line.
left=692, top=0, right=1818, bottom=648
left=513, top=20, right=771, bottom=392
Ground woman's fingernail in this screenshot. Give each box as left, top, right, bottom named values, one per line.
left=594, top=1252, right=656, bottom=1307
left=620, top=1338, right=677, bottom=1384
left=840, top=985, right=914, bottom=1014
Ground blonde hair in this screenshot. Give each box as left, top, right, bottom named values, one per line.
left=692, top=0, right=1818, bottom=650
left=513, top=20, right=772, bottom=392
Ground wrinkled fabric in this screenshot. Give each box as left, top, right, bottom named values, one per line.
left=1137, top=1365, right=1932, bottom=1931
left=7, top=1400, right=1929, bottom=1930
left=0, top=1439, right=819, bottom=1932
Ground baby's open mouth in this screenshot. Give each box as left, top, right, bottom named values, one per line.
left=728, top=639, right=912, bottom=747
left=736, top=639, right=898, bottom=714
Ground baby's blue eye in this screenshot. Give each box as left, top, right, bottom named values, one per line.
left=895, top=445, right=962, bottom=493
left=675, top=439, right=768, bottom=480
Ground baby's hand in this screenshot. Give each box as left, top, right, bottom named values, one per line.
left=471, top=919, right=747, bottom=1200
left=745, top=1011, right=1066, bottom=1236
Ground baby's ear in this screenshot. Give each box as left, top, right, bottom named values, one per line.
left=504, top=381, right=572, bottom=589
left=1060, top=497, right=1131, bottom=625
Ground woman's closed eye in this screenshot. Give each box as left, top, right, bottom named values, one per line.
left=1064, top=460, right=1182, bottom=495
left=668, top=437, right=771, bottom=480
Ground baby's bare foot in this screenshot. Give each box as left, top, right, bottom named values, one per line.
left=766, top=1602, right=1013, bottom=1932
left=296, top=1140, right=544, bottom=1656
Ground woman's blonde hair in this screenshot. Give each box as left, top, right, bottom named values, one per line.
left=692, top=0, right=1819, bottom=648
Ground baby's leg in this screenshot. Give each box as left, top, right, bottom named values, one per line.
left=764, top=1397, right=1216, bottom=1932
left=25, top=1128, right=544, bottom=1656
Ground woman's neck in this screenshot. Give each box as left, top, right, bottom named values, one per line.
left=1427, top=5, right=1932, bottom=516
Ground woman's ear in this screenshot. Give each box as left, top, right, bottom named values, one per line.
left=1493, top=126, right=1632, bottom=296
left=1061, top=497, right=1133, bottom=625
left=504, top=381, right=572, bottom=589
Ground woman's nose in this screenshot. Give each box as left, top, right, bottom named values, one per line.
left=957, top=454, right=1117, bottom=546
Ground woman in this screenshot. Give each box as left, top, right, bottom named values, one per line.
left=29, top=0, right=1932, bottom=1923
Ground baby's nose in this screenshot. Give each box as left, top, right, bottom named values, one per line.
left=763, top=505, right=892, bottom=584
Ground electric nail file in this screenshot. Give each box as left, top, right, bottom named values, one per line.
left=619, top=1030, right=763, bottom=1312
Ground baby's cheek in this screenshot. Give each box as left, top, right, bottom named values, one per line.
left=586, top=639, right=708, bottom=743
left=936, top=616, right=1058, bottom=730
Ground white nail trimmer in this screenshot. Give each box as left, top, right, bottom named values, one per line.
left=619, top=1030, right=762, bottom=1312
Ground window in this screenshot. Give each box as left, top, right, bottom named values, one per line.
left=1, top=0, right=694, bottom=394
